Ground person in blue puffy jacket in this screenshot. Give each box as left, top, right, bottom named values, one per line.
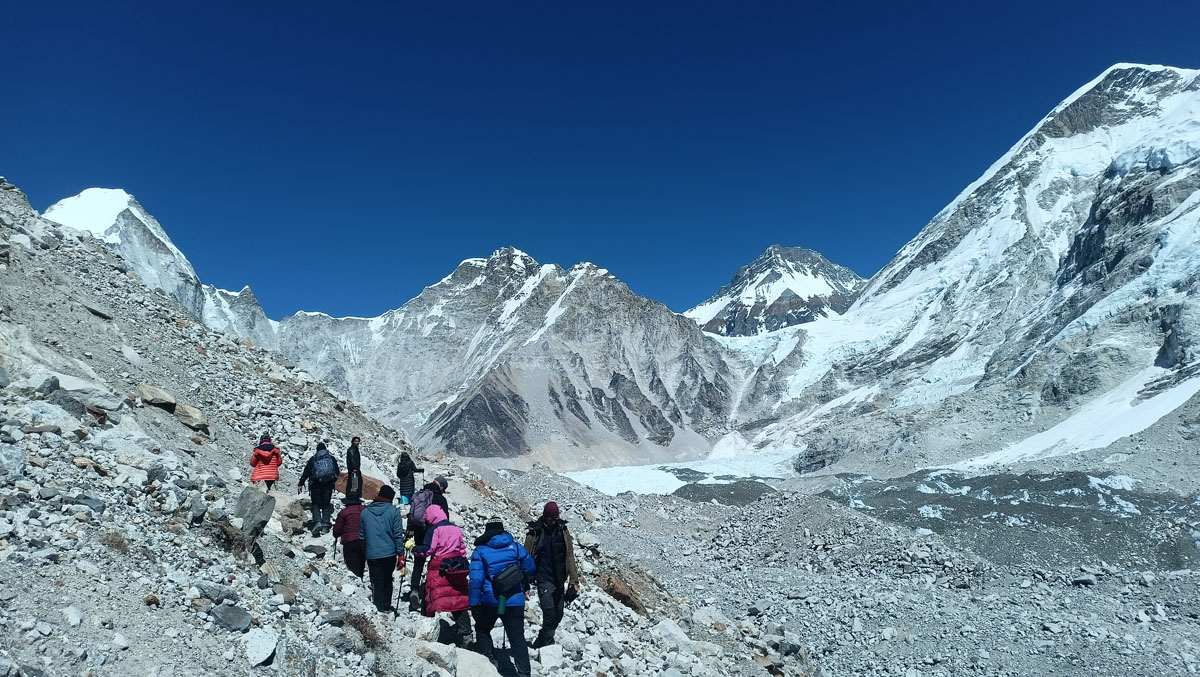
left=469, top=517, right=537, bottom=677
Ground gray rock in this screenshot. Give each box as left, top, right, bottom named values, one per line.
left=0, top=443, right=25, bottom=483
left=174, top=403, right=209, bottom=432
left=61, top=606, right=82, bottom=627
left=193, top=580, right=239, bottom=605
left=211, top=604, right=252, bottom=632
left=120, top=345, right=144, bottom=368
left=134, top=384, right=176, bottom=411
left=232, top=486, right=275, bottom=549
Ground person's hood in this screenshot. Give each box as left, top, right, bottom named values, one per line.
left=366, top=501, right=393, bottom=516
left=423, top=481, right=442, bottom=493
left=400, top=452, right=411, bottom=462
left=425, top=504, right=447, bottom=525
left=255, top=443, right=276, bottom=452
left=485, top=532, right=515, bottom=549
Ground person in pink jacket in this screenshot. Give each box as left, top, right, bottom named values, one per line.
left=415, top=504, right=472, bottom=646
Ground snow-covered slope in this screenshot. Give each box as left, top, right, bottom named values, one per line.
left=685, top=245, right=864, bottom=336
left=734, top=63, right=1200, bottom=473
left=42, top=189, right=279, bottom=350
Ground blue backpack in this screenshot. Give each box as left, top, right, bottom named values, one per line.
left=313, top=450, right=337, bottom=483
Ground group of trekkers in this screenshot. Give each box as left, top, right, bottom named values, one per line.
left=248, top=433, right=580, bottom=676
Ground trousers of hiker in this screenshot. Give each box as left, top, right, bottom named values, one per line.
left=358, top=485, right=405, bottom=613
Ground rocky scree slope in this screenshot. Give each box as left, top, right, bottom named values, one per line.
left=0, top=181, right=812, bottom=676
left=496, top=464, right=1200, bottom=677
left=684, top=244, right=865, bottom=337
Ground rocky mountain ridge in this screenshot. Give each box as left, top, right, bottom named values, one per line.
left=31, top=63, right=1200, bottom=485
left=684, top=244, right=865, bottom=336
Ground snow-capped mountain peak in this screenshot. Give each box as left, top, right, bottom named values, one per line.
left=41, top=188, right=279, bottom=350
left=685, top=244, right=864, bottom=336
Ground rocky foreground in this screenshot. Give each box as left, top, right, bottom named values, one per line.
left=0, top=180, right=810, bottom=676
left=2, top=173, right=1199, bottom=677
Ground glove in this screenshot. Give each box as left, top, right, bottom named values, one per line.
left=405, top=537, right=416, bottom=551
left=396, top=558, right=405, bottom=571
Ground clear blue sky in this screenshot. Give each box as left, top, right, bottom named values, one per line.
left=5, top=1, right=1198, bottom=317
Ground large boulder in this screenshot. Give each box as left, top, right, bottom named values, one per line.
left=174, top=403, right=209, bottom=433
left=333, top=472, right=385, bottom=500
left=134, top=384, right=176, bottom=411
left=0, top=444, right=24, bottom=484
left=52, top=373, right=124, bottom=411
left=211, top=604, right=252, bottom=632
left=233, top=486, right=276, bottom=550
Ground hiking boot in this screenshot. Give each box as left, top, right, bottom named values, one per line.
left=531, top=634, right=554, bottom=649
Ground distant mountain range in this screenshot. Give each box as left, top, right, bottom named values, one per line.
left=37, top=63, right=1200, bottom=474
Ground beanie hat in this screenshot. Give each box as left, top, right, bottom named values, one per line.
left=434, top=476, right=449, bottom=492
left=377, top=485, right=396, bottom=502
left=316, top=441, right=327, bottom=451
left=474, top=516, right=506, bottom=546
left=260, top=433, right=271, bottom=443
left=542, top=501, right=560, bottom=519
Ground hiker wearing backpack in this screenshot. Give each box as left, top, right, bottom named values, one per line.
left=332, top=494, right=367, bottom=578
left=357, top=485, right=405, bottom=613
left=298, top=442, right=340, bottom=537
left=345, top=437, right=363, bottom=502
left=395, top=451, right=423, bottom=505
left=524, top=501, right=580, bottom=649
left=470, top=517, right=536, bottom=677
left=406, top=476, right=450, bottom=611
left=414, top=504, right=471, bottom=646
left=249, top=433, right=282, bottom=492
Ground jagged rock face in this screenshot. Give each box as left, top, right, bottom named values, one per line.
left=685, top=245, right=864, bottom=336
left=42, top=189, right=279, bottom=351
left=278, top=249, right=741, bottom=468
left=720, top=64, right=1200, bottom=472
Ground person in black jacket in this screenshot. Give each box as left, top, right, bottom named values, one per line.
left=406, top=476, right=449, bottom=612
left=298, top=442, right=340, bottom=537
left=524, top=501, right=580, bottom=648
left=395, top=452, right=423, bottom=505
left=346, top=437, right=363, bottom=501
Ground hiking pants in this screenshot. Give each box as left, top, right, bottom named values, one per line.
left=367, top=555, right=397, bottom=612
left=264, top=480, right=275, bottom=492
left=447, top=610, right=472, bottom=647
left=310, top=484, right=334, bottom=529
left=537, top=581, right=565, bottom=640
left=342, top=539, right=366, bottom=579
left=408, top=524, right=427, bottom=605
left=474, top=605, right=530, bottom=677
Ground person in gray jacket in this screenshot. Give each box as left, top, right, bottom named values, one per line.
left=357, top=485, right=405, bottom=613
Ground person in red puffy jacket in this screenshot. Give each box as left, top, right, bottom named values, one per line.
left=249, top=433, right=282, bottom=491
left=417, top=504, right=471, bottom=646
